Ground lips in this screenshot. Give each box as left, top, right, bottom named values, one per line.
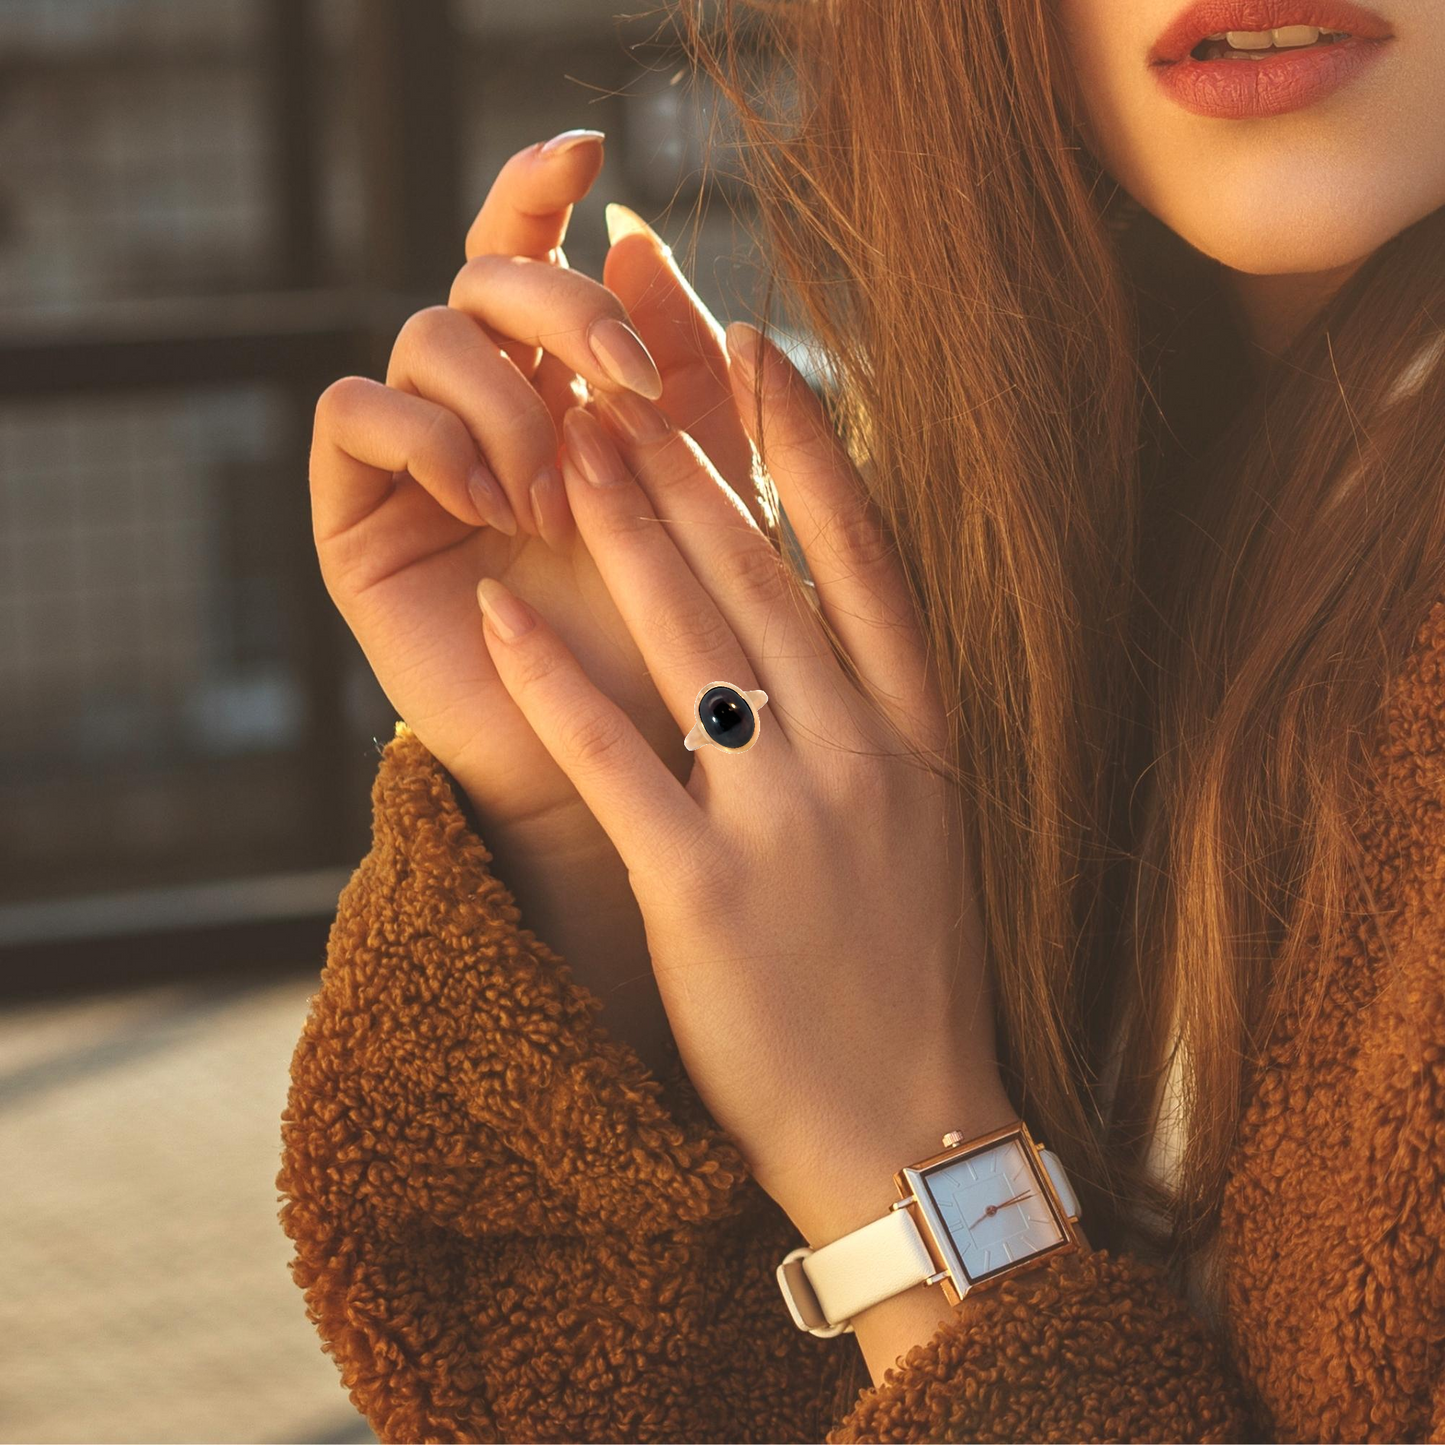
left=1148, top=0, right=1393, bottom=65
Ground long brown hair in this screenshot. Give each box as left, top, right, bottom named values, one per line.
left=655, top=0, right=1445, bottom=1279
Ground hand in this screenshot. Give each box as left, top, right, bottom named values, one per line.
left=470, top=323, right=1017, bottom=1246
left=309, top=129, right=764, bottom=1079
left=312, top=130, right=666, bottom=829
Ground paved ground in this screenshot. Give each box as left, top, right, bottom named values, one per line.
left=0, top=974, right=377, bottom=1444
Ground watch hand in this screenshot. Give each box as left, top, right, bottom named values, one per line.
left=968, top=1190, right=1034, bottom=1229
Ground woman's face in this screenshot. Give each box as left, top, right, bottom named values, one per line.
left=1057, top=1, right=1445, bottom=275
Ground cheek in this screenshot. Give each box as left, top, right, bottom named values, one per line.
left=1055, top=0, right=1127, bottom=148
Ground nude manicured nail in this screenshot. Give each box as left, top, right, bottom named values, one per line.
left=529, top=463, right=564, bottom=548
left=562, top=407, right=627, bottom=488
left=587, top=316, right=664, bottom=400
left=538, top=128, right=605, bottom=158
left=594, top=388, right=671, bottom=446
left=476, top=577, right=534, bottom=642
left=604, top=201, right=672, bottom=256
left=468, top=464, right=518, bottom=536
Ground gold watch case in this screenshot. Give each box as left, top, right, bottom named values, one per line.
left=892, top=1117, right=1084, bottom=1307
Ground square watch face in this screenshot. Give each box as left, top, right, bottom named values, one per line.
left=917, top=1135, right=1067, bottom=1284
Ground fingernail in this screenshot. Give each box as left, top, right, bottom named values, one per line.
left=529, top=463, right=564, bottom=548
left=587, top=316, right=664, bottom=401
left=538, top=128, right=605, bottom=158
left=476, top=576, right=535, bottom=642
left=605, top=201, right=672, bottom=256
left=562, top=406, right=627, bottom=488
left=469, top=464, right=518, bottom=536
left=593, top=388, right=671, bottom=446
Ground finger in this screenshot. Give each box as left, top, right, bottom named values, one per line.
left=474, top=574, right=700, bottom=878
left=449, top=255, right=664, bottom=403
left=464, top=130, right=605, bottom=381
left=588, top=387, right=837, bottom=701
left=311, top=376, right=487, bottom=544
left=557, top=403, right=793, bottom=765
left=387, top=305, right=569, bottom=545
left=601, top=206, right=761, bottom=526
left=465, top=131, right=604, bottom=262
left=725, top=322, right=945, bottom=752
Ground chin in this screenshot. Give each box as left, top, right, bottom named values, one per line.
left=1138, top=171, right=1415, bottom=275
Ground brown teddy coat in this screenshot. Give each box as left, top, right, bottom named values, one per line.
left=276, top=598, right=1445, bottom=1444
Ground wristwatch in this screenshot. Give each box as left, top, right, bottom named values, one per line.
left=775, top=1117, right=1083, bottom=1337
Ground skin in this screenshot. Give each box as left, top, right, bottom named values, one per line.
left=1056, top=0, right=1445, bottom=362
left=317, top=31, right=1445, bottom=1374
left=310, top=131, right=1022, bottom=1390
left=474, top=329, right=1023, bottom=1388
left=311, top=132, right=757, bottom=1083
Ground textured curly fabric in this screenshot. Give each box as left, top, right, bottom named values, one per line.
left=277, top=597, right=1445, bottom=1444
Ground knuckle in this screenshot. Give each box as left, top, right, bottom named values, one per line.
left=446, top=259, right=472, bottom=307
left=395, top=304, right=460, bottom=359
left=768, top=417, right=835, bottom=475
left=722, top=538, right=791, bottom=606
left=414, top=405, right=472, bottom=473
left=448, top=252, right=505, bottom=306
left=556, top=706, right=630, bottom=772
left=507, top=640, right=567, bottom=695
left=651, top=599, right=732, bottom=660
left=821, top=499, right=897, bottom=573
left=314, top=375, right=372, bottom=432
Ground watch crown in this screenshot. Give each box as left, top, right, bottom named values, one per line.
left=941, top=1130, right=967, bottom=1148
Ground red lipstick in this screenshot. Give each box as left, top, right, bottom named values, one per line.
left=1149, top=1, right=1395, bottom=119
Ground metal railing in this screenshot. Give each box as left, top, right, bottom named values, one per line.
left=1, top=1, right=493, bottom=988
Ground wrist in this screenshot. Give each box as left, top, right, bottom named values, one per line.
left=777, top=1093, right=1092, bottom=1387
left=780, top=1079, right=1020, bottom=1249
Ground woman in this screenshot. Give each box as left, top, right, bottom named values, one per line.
left=279, top=0, right=1445, bottom=1438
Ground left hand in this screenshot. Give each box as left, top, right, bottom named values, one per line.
left=472, top=322, right=1017, bottom=1244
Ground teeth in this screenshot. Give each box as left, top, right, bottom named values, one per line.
left=1200, top=24, right=1347, bottom=49
left=1229, top=24, right=1314, bottom=47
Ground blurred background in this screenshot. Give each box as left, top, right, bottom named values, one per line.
left=0, top=1, right=781, bottom=1439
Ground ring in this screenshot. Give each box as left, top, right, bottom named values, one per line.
left=683, top=680, right=769, bottom=753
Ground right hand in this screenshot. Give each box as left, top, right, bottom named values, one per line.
left=309, top=131, right=769, bottom=1076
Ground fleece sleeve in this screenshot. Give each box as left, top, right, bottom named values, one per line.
left=276, top=722, right=858, bottom=1444
left=824, top=1243, right=1263, bottom=1442
left=278, top=724, right=1267, bottom=1444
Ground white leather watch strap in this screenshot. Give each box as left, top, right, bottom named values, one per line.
left=1040, top=1146, right=1079, bottom=1220
left=777, top=1206, right=933, bottom=1336
left=810, top=1207, right=935, bottom=1323
left=776, top=1146, right=1079, bottom=1336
